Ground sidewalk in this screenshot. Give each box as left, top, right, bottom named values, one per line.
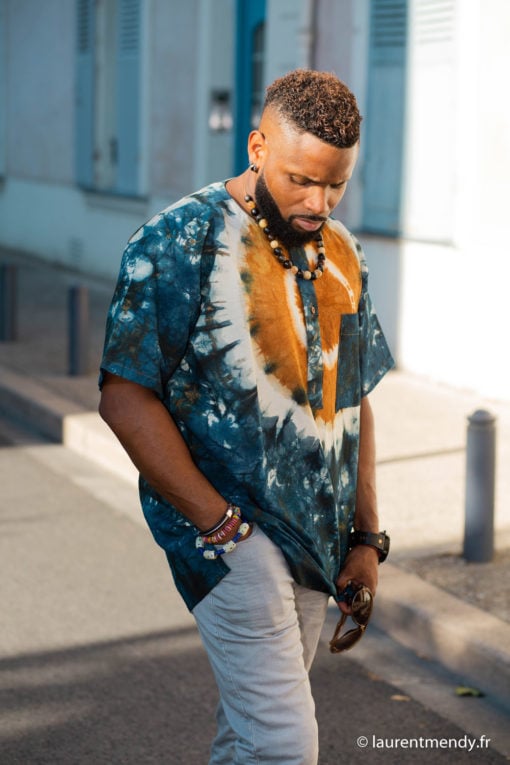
left=1, top=246, right=510, bottom=712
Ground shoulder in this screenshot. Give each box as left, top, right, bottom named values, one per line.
left=128, top=182, right=229, bottom=247
left=122, top=182, right=230, bottom=270
left=326, top=218, right=368, bottom=274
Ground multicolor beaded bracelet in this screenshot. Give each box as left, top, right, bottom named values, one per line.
left=203, top=513, right=242, bottom=545
left=201, top=503, right=241, bottom=537
left=196, top=521, right=251, bottom=560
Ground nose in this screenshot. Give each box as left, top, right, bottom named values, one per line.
left=303, top=186, right=330, bottom=217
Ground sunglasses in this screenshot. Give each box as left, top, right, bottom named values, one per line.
left=329, top=586, right=373, bottom=653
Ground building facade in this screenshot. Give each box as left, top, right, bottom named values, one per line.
left=0, top=0, right=509, bottom=399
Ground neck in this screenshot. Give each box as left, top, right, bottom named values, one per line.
left=226, top=170, right=255, bottom=214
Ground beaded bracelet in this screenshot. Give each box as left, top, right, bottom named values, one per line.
left=196, top=522, right=251, bottom=560
left=203, top=513, right=242, bottom=545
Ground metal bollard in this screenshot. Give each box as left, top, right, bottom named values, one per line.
left=0, top=264, right=18, bottom=341
left=463, top=409, right=496, bottom=563
left=68, top=285, right=89, bottom=376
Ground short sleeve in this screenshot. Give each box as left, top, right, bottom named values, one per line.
left=100, top=209, right=210, bottom=397
left=353, top=236, right=395, bottom=395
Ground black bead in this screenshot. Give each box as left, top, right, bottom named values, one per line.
left=283, top=260, right=292, bottom=269
left=274, top=247, right=283, bottom=256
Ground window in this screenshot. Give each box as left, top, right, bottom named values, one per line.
left=362, top=0, right=408, bottom=235
left=75, top=0, right=143, bottom=196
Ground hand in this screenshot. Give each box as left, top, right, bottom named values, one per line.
left=336, top=545, right=379, bottom=615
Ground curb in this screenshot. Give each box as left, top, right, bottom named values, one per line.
left=0, top=364, right=137, bottom=485
left=1, top=363, right=509, bottom=711
left=0, top=366, right=84, bottom=442
left=372, top=563, right=510, bottom=710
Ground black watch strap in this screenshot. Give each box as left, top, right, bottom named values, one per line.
left=349, top=530, right=390, bottom=563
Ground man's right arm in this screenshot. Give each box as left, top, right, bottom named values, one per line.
left=99, top=372, right=227, bottom=531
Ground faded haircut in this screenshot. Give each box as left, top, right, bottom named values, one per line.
left=263, top=69, right=362, bottom=149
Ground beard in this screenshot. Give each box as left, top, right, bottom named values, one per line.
left=254, top=172, right=325, bottom=249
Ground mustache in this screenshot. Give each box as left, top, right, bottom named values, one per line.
left=288, top=214, right=328, bottom=223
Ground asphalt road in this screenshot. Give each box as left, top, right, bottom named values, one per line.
left=0, top=416, right=508, bottom=765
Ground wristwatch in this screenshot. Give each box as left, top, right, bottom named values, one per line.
left=349, top=530, right=390, bottom=563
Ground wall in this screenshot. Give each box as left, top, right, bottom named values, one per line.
left=314, top=0, right=369, bottom=233
left=5, top=0, right=75, bottom=184
left=0, top=0, right=509, bottom=399
left=390, top=0, right=510, bottom=400
left=191, top=0, right=234, bottom=191
left=314, top=0, right=510, bottom=402
left=265, top=0, right=312, bottom=83
left=476, top=1, right=510, bottom=247
left=149, top=0, right=199, bottom=198
left=0, top=0, right=203, bottom=277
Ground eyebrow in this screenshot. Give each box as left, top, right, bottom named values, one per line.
left=290, top=173, right=348, bottom=186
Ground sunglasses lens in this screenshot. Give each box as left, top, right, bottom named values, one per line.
left=352, top=588, right=373, bottom=625
left=329, top=586, right=374, bottom=653
left=330, top=613, right=347, bottom=644
left=329, top=626, right=364, bottom=653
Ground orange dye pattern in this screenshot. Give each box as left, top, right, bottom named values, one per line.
left=241, top=221, right=361, bottom=423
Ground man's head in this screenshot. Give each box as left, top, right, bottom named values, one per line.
left=263, top=69, right=361, bottom=149
left=247, top=70, right=361, bottom=247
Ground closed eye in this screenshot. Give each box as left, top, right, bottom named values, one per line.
left=290, top=175, right=346, bottom=190
left=290, top=175, right=312, bottom=186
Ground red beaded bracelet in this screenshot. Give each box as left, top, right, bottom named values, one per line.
left=204, top=514, right=242, bottom=545
left=202, top=502, right=240, bottom=537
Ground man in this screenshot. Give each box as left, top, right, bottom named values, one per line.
left=99, top=69, right=394, bottom=764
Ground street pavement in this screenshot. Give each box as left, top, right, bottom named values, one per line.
left=1, top=434, right=508, bottom=765
left=1, top=247, right=510, bottom=762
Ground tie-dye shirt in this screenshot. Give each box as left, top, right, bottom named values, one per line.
left=100, top=181, right=394, bottom=610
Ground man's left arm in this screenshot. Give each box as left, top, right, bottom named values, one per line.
left=336, top=394, right=380, bottom=613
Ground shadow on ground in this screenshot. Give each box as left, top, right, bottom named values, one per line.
left=1, top=628, right=507, bottom=765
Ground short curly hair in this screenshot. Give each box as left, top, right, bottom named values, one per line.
left=263, top=69, right=361, bottom=148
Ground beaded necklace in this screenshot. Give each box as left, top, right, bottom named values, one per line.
left=244, top=194, right=326, bottom=281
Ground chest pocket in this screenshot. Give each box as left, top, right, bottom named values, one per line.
left=335, top=313, right=361, bottom=411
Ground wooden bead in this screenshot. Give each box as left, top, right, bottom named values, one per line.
left=244, top=192, right=327, bottom=280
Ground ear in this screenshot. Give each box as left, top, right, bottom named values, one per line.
left=247, top=129, right=267, bottom=168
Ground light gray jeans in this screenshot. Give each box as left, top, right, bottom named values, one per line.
left=192, top=524, right=330, bottom=765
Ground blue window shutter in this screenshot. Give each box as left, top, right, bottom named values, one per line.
left=116, top=0, right=141, bottom=196
left=75, top=0, right=95, bottom=188
left=234, top=0, right=266, bottom=175
left=362, top=0, right=408, bottom=236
